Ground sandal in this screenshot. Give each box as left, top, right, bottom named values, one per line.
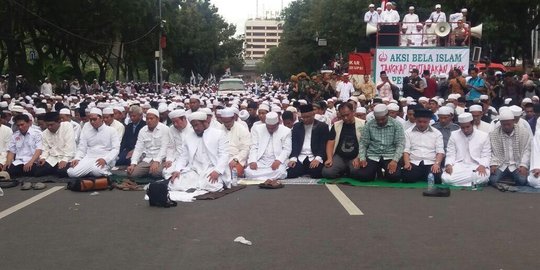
left=259, top=180, right=284, bottom=189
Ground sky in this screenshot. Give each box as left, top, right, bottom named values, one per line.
left=211, top=0, right=294, bottom=36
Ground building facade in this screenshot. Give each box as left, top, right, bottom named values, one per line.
left=244, top=19, right=284, bottom=66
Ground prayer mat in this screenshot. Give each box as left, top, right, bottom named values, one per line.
left=195, top=185, right=247, bottom=200
left=238, top=177, right=320, bottom=185
left=318, top=178, right=475, bottom=190
left=17, top=176, right=72, bottom=184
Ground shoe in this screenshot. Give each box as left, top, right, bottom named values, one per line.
left=423, top=187, right=451, bottom=197
left=32, top=182, right=47, bottom=190
left=21, top=182, right=33, bottom=190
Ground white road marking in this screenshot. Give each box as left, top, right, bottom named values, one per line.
left=0, top=186, right=64, bottom=220
left=325, top=184, right=364, bottom=216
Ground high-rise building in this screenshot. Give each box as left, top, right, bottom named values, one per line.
left=244, top=18, right=284, bottom=66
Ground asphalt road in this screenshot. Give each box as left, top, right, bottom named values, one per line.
left=1, top=184, right=540, bottom=270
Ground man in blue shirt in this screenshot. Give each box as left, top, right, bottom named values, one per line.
left=466, top=68, right=486, bottom=101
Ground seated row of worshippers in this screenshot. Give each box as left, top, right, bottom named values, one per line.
left=2, top=96, right=540, bottom=192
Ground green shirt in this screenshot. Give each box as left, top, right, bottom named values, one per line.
left=359, top=117, right=405, bottom=162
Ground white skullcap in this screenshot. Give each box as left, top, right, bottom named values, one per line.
left=221, top=108, right=235, bottom=118
left=2, top=94, right=10, bottom=99
left=368, top=4, right=375, bottom=8
left=271, top=104, right=282, bottom=113
left=447, top=94, right=457, bottom=100
left=146, top=108, right=159, bottom=117
left=387, top=103, right=400, bottom=111
left=23, top=112, right=33, bottom=120
left=298, top=99, right=308, bottom=105
left=59, top=108, right=71, bottom=115
left=103, top=107, right=114, bottom=115
left=435, top=4, right=441, bottom=8
left=498, top=110, right=514, bottom=121
left=265, top=112, right=279, bottom=125
left=190, top=94, right=200, bottom=100
left=458, top=112, right=473, bottom=123
left=504, top=98, right=512, bottom=105
left=373, top=104, right=388, bottom=117
left=35, top=108, right=46, bottom=115
left=189, top=111, right=207, bottom=121
left=239, top=110, right=249, bottom=121
left=141, top=103, right=151, bottom=109
left=533, top=96, right=539, bottom=101
left=11, top=105, right=24, bottom=113
left=409, top=6, right=415, bottom=9
left=282, top=99, right=290, bottom=105
left=461, top=8, right=468, bottom=12
left=89, top=108, right=102, bottom=116
left=509, top=105, right=522, bottom=117
left=437, top=106, right=454, bottom=115
left=286, top=106, right=297, bottom=113
left=200, top=107, right=212, bottom=115
left=158, top=103, right=168, bottom=113
left=522, top=98, right=533, bottom=104
left=113, top=106, right=125, bottom=113
left=168, top=109, right=186, bottom=119
left=469, top=105, right=482, bottom=112
left=356, top=107, right=367, bottom=114
left=258, top=104, right=270, bottom=112
left=231, top=107, right=240, bottom=115
left=479, top=95, right=489, bottom=101
left=418, top=97, right=429, bottom=103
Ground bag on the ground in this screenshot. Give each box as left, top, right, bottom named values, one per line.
left=67, top=177, right=112, bottom=192
left=0, top=171, right=18, bottom=189
left=147, top=180, right=177, bottom=208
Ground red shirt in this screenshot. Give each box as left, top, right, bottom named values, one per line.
left=424, top=77, right=437, bottom=98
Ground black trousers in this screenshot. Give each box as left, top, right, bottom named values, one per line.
left=33, top=162, right=70, bottom=178
left=116, top=149, right=132, bottom=166
left=354, top=158, right=401, bottom=182
left=402, top=161, right=441, bottom=183
left=287, top=157, right=324, bottom=179
left=6, top=164, right=37, bottom=178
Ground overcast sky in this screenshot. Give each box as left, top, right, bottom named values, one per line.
left=211, top=0, right=294, bottom=35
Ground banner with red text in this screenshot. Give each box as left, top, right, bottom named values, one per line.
left=375, top=47, right=469, bottom=86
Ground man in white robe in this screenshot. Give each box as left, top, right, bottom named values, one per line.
left=528, top=124, right=540, bottom=188
left=245, top=112, right=292, bottom=180
left=442, top=113, right=491, bottom=186
left=162, top=109, right=189, bottom=180
left=169, top=112, right=230, bottom=192
left=103, top=107, right=125, bottom=139
left=59, top=108, right=81, bottom=145
left=67, top=108, right=120, bottom=177
left=220, top=108, right=251, bottom=177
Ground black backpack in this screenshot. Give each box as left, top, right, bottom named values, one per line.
left=147, top=180, right=177, bottom=208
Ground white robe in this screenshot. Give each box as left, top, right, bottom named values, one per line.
left=162, top=125, right=188, bottom=180
left=223, top=123, right=251, bottom=166
left=528, top=130, right=540, bottom=188
left=169, top=127, right=230, bottom=192
left=245, top=124, right=292, bottom=180
left=67, top=123, right=120, bottom=177
left=442, top=129, right=491, bottom=186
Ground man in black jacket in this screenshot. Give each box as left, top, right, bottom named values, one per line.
left=116, top=105, right=146, bottom=166
left=287, top=104, right=329, bottom=178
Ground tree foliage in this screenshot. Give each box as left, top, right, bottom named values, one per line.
left=261, top=0, right=540, bottom=79
left=0, top=0, right=243, bottom=93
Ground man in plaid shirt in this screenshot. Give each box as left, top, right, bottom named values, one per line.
left=356, top=104, right=405, bottom=182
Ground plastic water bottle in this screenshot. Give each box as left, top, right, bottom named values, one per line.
left=231, top=167, right=238, bottom=187
left=427, top=173, right=435, bottom=191
left=471, top=178, right=478, bottom=191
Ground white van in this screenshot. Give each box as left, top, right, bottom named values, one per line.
left=218, top=78, right=246, bottom=96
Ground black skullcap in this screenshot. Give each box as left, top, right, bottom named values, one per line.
left=44, top=111, right=59, bottom=122
left=414, top=109, right=433, bottom=119
left=299, top=104, right=314, bottom=114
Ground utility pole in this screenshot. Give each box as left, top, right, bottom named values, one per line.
left=158, top=0, right=163, bottom=93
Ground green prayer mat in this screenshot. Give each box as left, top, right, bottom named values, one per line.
left=318, top=178, right=478, bottom=190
